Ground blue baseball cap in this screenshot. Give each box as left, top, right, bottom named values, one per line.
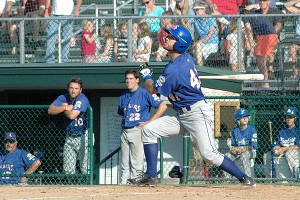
left=4, top=132, right=17, bottom=141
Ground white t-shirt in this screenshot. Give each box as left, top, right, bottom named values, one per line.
left=52, top=0, right=74, bottom=15
left=134, top=36, right=152, bottom=61
left=0, top=0, right=16, bottom=13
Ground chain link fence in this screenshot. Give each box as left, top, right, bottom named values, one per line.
left=186, top=93, right=300, bottom=184
left=0, top=106, right=94, bottom=185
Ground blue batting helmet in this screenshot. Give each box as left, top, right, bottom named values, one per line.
left=284, top=106, right=298, bottom=118
left=234, top=108, right=250, bottom=121
left=163, top=25, right=192, bottom=53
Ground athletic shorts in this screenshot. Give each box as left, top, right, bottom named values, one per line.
left=256, top=34, right=278, bottom=57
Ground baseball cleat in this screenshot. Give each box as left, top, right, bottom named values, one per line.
left=240, top=175, right=256, bottom=187
left=127, top=173, right=159, bottom=186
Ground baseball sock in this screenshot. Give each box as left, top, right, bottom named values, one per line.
left=219, top=156, right=245, bottom=180
left=144, top=143, right=158, bottom=178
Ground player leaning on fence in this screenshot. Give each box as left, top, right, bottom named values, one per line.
left=48, top=77, right=90, bottom=177
left=128, top=25, right=256, bottom=187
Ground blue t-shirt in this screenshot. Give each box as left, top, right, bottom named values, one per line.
left=153, top=52, right=205, bottom=110
left=194, top=17, right=219, bottom=45
left=243, top=8, right=282, bottom=35
left=231, top=125, right=258, bottom=149
left=275, top=126, right=299, bottom=147
left=118, top=87, right=163, bottom=128
left=140, top=6, right=164, bottom=32
left=51, top=93, right=90, bottom=135
left=0, top=149, right=39, bottom=184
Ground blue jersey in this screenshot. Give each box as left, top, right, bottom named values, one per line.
left=0, top=149, right=39, bottom=184
left=118, top=87, right=163, bottom=128
left=275, top=126, right=299, bottom=147
left=52, top=93, right=90, bottom=136
left=231, top=125, right=258, bottom=149
left=153, top=52, right=205, bottom=110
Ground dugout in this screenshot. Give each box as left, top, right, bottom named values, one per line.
left=0, top=62, right=299, bottom=183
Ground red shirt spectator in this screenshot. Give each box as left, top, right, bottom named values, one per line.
left=25, top=0, right=51, bottom=15
left=210, top=0, right=248, bottom=14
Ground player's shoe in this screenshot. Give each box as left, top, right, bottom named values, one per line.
left=127, top=173, right=159, bottom=186
left=240, top=175, right=256, bottom=187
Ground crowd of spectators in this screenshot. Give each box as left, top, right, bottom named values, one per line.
left=1, top=0, right=300, bottom=86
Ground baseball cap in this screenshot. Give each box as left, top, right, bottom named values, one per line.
left=193, top=1, right=207, bottom=10
left=4, top=132, right=17, bottom=141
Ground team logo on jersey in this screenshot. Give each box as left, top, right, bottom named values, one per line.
left=27, top=153, right=36, bottom=161
left=156, top=75, right=165, bottom=87
left=152, top=94, right=160, bottom=101
left=74, top=101, right=82, bottom=109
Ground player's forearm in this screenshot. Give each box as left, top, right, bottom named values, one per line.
left=25, top=160, right=41, bottom=174
left=149, top=103, right=167, bottom=122
left=64, top=110, right=80, bottom=120
left=144, top=79, right=157, bottom=94
left=48, top=105, right=65, bottom=115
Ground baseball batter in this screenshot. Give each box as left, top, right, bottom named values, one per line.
left=264, top=106, right=299, bottom=178
left=225, top=108, right=258, bottom=178
left=128, top=25, right=256, bottom=186
left=48, top=77, right=90, bottom=176
left=0, top=132, right=41, bottom=184
left=118, top=69, right=167, bottom=184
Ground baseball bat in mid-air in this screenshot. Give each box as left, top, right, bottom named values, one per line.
left=199, top=74, right=264, bottom=81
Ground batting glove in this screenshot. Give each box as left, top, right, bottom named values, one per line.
left=139, top=62, right=153, bottom=81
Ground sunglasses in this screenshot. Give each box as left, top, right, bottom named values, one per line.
left=4, top=140, right=15, bottom=144
left=143, top=1, right=150, bottom=5
left=166, top=34, right=178, bottom=41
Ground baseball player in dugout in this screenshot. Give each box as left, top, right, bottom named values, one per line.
left=0, top=132, right=41, bottom=185
left=48, top=77, right=90, bottom=180
left=128, top=25, right=256, bottom=186
left=118, top=69, right=167, bottom=185
left=224, top=108, right=258, bottom=179
left=263, top=107, right=299, bottom=178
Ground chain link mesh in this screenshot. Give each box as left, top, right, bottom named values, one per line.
left=0, top=106, right=93, bottom=185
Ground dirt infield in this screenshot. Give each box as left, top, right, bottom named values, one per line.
left=1, top=184, right=299, bottom=200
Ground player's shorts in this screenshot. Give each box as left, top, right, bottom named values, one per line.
left=256, top=34, right=278, bottom=57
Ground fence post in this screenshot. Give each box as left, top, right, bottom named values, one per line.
left=182, top=133, right=190, bottom=184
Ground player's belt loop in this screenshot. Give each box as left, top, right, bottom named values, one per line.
left=179, top=105, right=191, bottom=115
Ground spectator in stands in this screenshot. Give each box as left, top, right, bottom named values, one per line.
left=138, top=0, right=164, bottom=52
left=154, top=10, right=174, bottom=61
left=114, top=21, right=129, bottom=62
left=24, top=0, right=51, bottom=48
left=173, top=0, right=195, bottom=38
left=96, top=24, right=114, bottom=63
left=139, top=0, right=164, bottom=34
left=204, top=0, right=247, bottom=37
left=226, top=18, right=249, bottom=72
left=243, top=0, right=283, bottom=88
left=263, top=106, right=299, bottom=178
left=0, top=0, right=21, bottom=55
left=81, top=20, right=97, bottom=63
left=246, top=0, right=278, bottom=9
left=224, top=108, right=258, bottom=179
left=284, top=0, right=300, bottom=79
left=0, top=132, right=41, bottom=185
left=132, top=22, right=152, bottom=62
left=43, top=0, right=83, bottom=63
left=192, top=1, right=219, bottom=67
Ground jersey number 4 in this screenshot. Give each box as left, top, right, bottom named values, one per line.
left=190, top=69, right=200, bottom=89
